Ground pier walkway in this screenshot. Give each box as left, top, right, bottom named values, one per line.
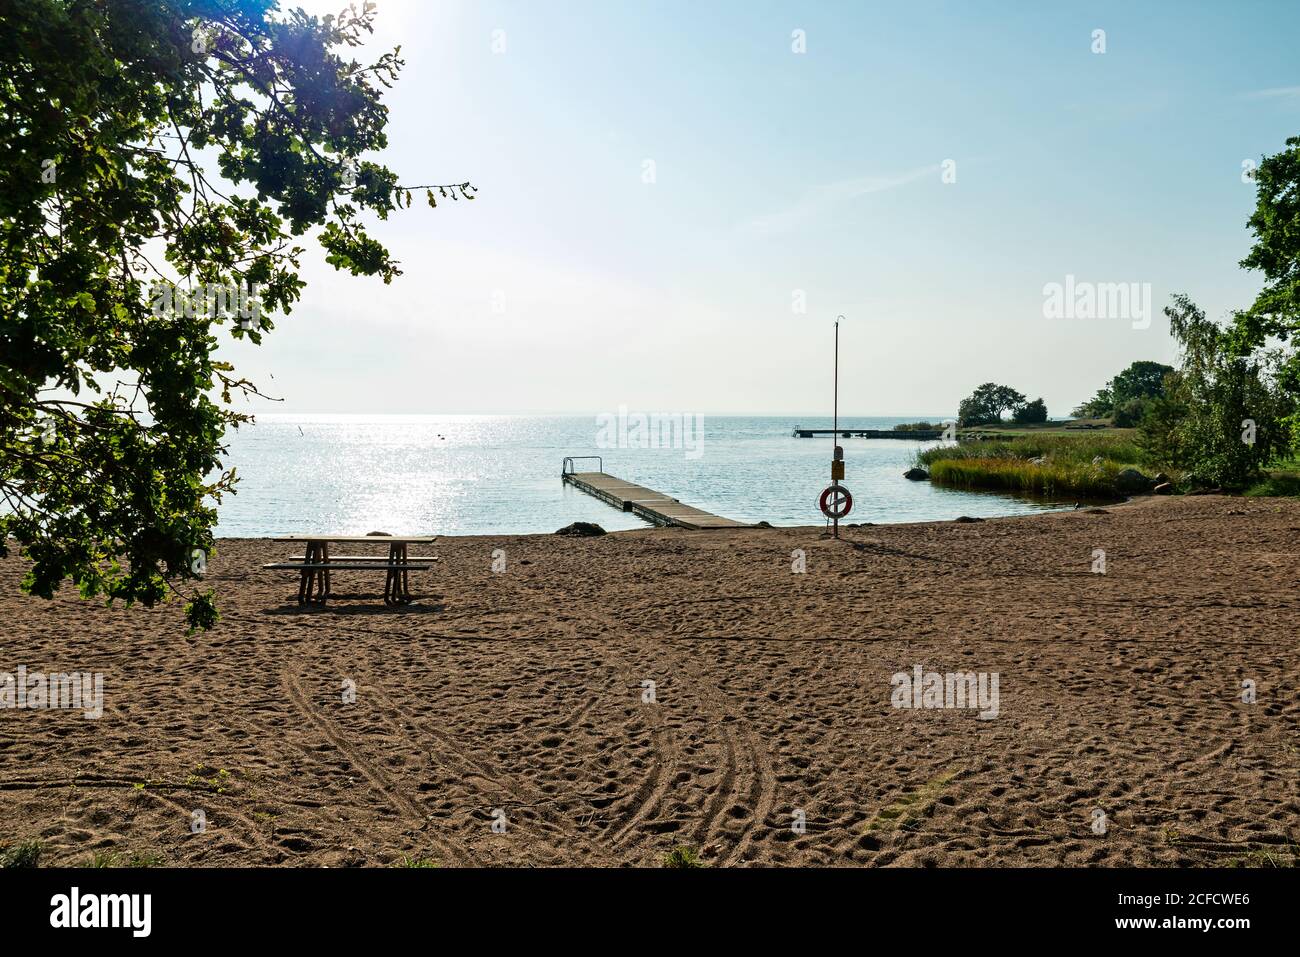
left=561, top=457, right=747, bottom=530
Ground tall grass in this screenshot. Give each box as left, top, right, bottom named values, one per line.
left=1245, top=474, right=1300, bottom=497
left=0, top=840, right=42, bottom=868
left=920, top=434, right=1150, bottom=498
left=928, top=457, right=1128, bottom=498
left=917, top=433, right=1144, bottom=468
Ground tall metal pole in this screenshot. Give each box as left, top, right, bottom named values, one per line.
left=833, top=317, right=840, bottom=539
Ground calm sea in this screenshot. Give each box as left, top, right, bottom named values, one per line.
left=213, top=414, right=1068, bottom=537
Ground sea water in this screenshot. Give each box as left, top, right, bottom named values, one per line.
left=213, top=414, right=1068, bottom=537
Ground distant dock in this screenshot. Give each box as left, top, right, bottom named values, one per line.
left=561, top=457, right=747, bottom=530
left=792, top=427, right=944, bottom=439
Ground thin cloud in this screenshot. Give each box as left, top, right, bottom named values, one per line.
left=740, top=164, right=939, bottom=238
left=1241, top=86, right=1300, bottom=100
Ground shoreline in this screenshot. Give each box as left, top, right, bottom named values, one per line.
left=207, top=494, right=1141, bottom=542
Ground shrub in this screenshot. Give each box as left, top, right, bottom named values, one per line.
left=0, top=840, right=43, bottom=869
left=1072, top=388, right=1114, bottom=419
left=1151, top=295, right=1296, bottom=488
left=1111, top=397, right=1152, bottom=428
left=663, top=846, right=704, bottom=868
left=1245, top=474, right=1300, bottom=497
left=1012, top=398, right=1048, bottom=424
left=1137, top=394, right=1187, bottom=468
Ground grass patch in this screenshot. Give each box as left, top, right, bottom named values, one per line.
left=184, top=765, right=233, bottom=793
left=662, top=846, right=704, bottom=868
left=395, top=855, right=439, bottom=868
left=919, top=433, right=1144, bottom=468
left=85, top=850, right=164, bottom=868
left=920, top=433, right=1151, bottom=498
left=1248, top=454, right=1300, bottom=497
left=928, top=457, right=1130, bottom=498
left=1245, top=474, right=1300, bottom=497
left=1223, top=843, right=1299, bottom=868
left=864, top=771, right=959, bottom=833
left=0, top=840, right=43, bottom=868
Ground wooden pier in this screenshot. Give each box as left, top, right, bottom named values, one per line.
left=561, top=457, right=747, bottom=530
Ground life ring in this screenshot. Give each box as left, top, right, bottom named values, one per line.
left=819, top=484, right=853, bottom=519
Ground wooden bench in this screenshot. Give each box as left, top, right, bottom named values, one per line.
left=266, top=535, right=438, bottom=606
left=262, top=562, right=434, bottom=606
left=266, top=562, right=437, bottom=569
left=282, top=555, right=441, bottom=564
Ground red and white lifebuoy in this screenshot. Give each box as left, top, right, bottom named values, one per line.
left=819, top=484, right=853, bottom=519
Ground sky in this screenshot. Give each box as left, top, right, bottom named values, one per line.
left=219, top=0, right=1300, bottom=417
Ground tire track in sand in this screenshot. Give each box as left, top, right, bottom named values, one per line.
left=354, top=673, right=617, bottom=863
left=573, top=606, right=777, bottom=864
left=459, top=579, right=685, bottom=858
left=0, top=773, right=278, bottom=862
left=282, top=669, right=470, bottom=866
left=554, top=611, right=684, bottom=852
left=688, top=704, right=776, bottom=866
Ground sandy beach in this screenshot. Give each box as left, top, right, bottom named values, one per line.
left=1, top=495, right=1296, bottom=867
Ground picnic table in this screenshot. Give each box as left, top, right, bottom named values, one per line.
left=264, top=535, right=438, bottom=606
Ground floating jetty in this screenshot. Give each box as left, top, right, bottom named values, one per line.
left=561, top=457, right=747, bottom=530
left=792, top=427, right=944, bottom=439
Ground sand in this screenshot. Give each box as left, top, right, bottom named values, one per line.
left=0, top=495, right=1296, bottom=867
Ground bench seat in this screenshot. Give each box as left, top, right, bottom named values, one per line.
left=283, top=554, right=440, bottom=563
left=262, top=562, right=435, bottom=571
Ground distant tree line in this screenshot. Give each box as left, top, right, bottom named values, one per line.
left=956, top=383, right=1048, bottom=426
left=1071, top=360, right=1175, bottom=426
